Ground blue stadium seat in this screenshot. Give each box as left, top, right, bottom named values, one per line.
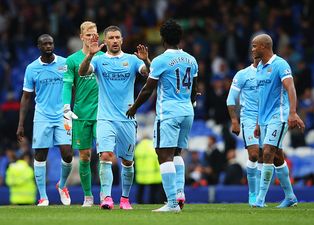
left=289, top=155, right=314, bottom=178
left=190, top=120, right=214, bottom=137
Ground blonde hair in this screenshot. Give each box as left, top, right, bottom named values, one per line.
left=80, top=21, right=97, bottom=34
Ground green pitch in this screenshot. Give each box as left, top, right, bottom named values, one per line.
left=1, top=203, right=314, bottom=225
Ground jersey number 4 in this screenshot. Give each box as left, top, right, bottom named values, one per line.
left=175, top=67, right=192, bottom=93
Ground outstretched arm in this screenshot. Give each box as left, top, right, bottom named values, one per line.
left=79, top=53, right=95, bottom=76
left=16, top=91, right=32, bottom=142
left=78, top=34, right=104, bottom=76
left=126, top=77, right=158, bottom=119
left=283, top=77, right=305, bottom=132
left=135, top=44, right=151, bottom=76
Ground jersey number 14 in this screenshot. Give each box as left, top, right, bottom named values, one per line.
left=175, top=67, right=192, bottom=93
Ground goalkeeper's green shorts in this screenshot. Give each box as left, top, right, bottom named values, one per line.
left=72, top=119, right=97, bottom=150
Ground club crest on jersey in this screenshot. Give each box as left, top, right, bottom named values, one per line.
left=267, top=67, right=272, bottom=73
left=122, top=62, right=129, bottom=67
left=58, top=65, right=68, bottom=72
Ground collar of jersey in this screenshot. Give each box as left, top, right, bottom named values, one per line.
left=257, top=54, right=277, bottom=68
left=105, top=51, right=124, bottom=58
left=164, top=49, right=183, bottom=53
left=38, top=54, right=58, bottom=65
left=262, top=54, right=277, bottom=66
left=250, top=64, right=257, bottom=71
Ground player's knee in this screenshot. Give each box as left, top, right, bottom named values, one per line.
left=262, top=145, right=276, bottom=162
left=61, top=153, right=73, bottom=163
left=34, top=149, right=48, bottom=161
left=262, top=151, right=274, bottom=163
left=99, top=152, right=114, bottom=162
left=79, top=150, right=91, bottom=161
left=60, top=148, right=73, bottom=163
left=156, top=148, right=175, bottom=164
left=121, top=159, right=133, bottom=167
left=249, top=153, right=258, bottom=162
left=157, top=154, right=173, bottom=164
left=273, top=155, right=285, bottom=167
left=247, top=145, right=259, bottom=162
left=174, top=148, right=182, bottom=156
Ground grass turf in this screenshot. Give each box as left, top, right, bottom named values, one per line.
left=0, top=203, right=314, bottom=225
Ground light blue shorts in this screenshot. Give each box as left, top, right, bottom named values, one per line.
left=32, top=120, right=72, bottom=149
left=241, top=118, right=259, bottom=148
left=260, top=122, right=288, bottom=149
left=96, top=120, right=137, bottom=161
left=153, top=116, right=194, bottom=149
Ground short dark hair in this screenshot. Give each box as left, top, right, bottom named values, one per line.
left=103, top=25, right=122, bottom=37
left=37, top=34, right=53, bottom=44
left=160, top=19, right=183, bottom=46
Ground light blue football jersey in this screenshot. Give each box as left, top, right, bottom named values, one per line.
left=227, top=64, right=258, bottom=122
left=91, top=52, right=144, bottom=121
left=23, top=55, right=67, bottom=122
left=149, top=49, right=198, bottom=120
left=256, top=54, right=292, bottom=125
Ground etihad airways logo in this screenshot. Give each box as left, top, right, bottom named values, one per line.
left=102, top=72, right=130, bottom=80
left=257, top=79, right=271, bottom=87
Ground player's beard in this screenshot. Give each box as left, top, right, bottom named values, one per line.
left=43, top=51, right=54, bottom=57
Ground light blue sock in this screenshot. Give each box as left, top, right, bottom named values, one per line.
left=174, top=156, right=185, bottom=193
left=99, top=161, right=113, bottom=197
left=97, top=162, right=104, bottom=196
left=256, top=163, right=262, bottom=196
left=256, top=164, right=274, bottom=203
left=160, top=162, right=177, bottom=208
left=59, top=160, right=72, bottom=189
left=275, top=162, right=295, bottom=199
left=34, top=160, right=48, bottom=199
left=121, top=163, right=134, bottom=197
left=246, top=160, right=257, bottom=195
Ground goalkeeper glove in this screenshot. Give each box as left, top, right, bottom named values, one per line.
left=63, top=104, right=78, bottom=131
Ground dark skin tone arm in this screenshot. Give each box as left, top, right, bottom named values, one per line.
left=126, top=77, right=158, bottom=119
left=227, top=105, right=240, bottom=136
left=126, top=77, right=198, bottom=119
left=191, top=77, right=199, bottom=105
left=282, top=77, right=305, bottom=132
left=16, top=91, right=32, bottom=142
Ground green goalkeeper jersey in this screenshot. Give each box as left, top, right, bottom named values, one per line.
left=63, top=50, right=104, bottom=120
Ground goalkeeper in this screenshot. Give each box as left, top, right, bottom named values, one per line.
left=63, top=21, right=104, bottom=207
